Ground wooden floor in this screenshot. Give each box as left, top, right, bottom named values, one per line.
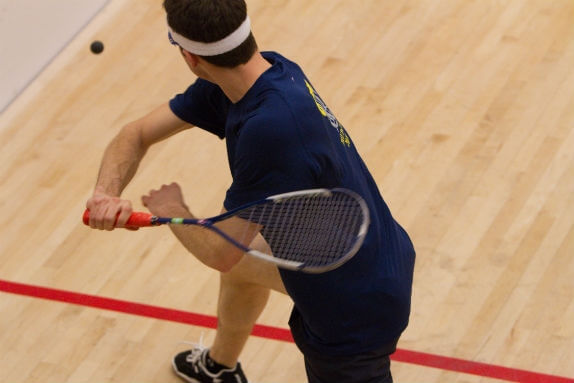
left=1, top=0, right=573, bottom=382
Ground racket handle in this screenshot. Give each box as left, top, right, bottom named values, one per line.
left=82, top=209, right=154, bottom=227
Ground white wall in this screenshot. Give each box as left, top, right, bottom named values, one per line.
left=0, top=0, right=109, bottom=113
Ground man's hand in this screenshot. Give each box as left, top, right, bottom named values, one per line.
left=141, top=182, right=189, bottom=217
left=85, top=187, right=137, bottom=230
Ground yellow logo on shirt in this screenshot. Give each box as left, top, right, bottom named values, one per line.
left=305, top=80, right=350, bottom=147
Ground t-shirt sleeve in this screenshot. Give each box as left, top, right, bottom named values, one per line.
left=169, top=79, right=229, bottom=139
left=224, top=107, right=319, bottom=210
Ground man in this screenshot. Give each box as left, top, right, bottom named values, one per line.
left=85, top=0, right=415, bottom=382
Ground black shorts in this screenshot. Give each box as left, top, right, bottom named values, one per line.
left=302, top=340, right=397, bottom=383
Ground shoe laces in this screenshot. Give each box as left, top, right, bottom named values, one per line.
left=186, top=348, right=205, bottom=373
left=179, top=334, right=207, bottom=373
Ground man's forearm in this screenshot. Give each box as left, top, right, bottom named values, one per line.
left=95, top=124, right=147, bottom=197
left=158, top=204, right=243, bottom=272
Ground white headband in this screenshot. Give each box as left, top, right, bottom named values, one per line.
left=168, top=16, right=251, bottom=56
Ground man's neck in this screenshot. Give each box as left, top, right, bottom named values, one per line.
left=209, top=52, right=271, bottom=103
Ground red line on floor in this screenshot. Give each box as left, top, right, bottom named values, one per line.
left=1, top=279, right=572, bottom=383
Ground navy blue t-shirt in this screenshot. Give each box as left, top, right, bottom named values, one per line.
left=170, top=52, right=415, bottom=356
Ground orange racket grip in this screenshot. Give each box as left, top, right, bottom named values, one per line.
left=82, top=210, right=154, bottom=227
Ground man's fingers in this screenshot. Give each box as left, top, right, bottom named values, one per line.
left=115, top=205, right=134, bottom=228
left=88, top=206, right=108, bottom=230
left=103, top=206, right=120, bottom=231
left=87, top=200, right=133, bottom=231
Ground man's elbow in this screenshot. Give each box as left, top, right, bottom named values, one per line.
left=120, top=122, right=148, bottom=151
left=203, top=248, right=243, bottom=273
left=215, top=261, right=236, bottom=273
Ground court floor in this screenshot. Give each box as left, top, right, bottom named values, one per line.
left=0, top=0, right=573, bottom=382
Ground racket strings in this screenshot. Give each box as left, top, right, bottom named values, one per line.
left=236, top=191, right=365, bottom=268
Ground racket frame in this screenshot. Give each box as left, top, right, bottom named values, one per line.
left=177, top=188, right=369, bottom=273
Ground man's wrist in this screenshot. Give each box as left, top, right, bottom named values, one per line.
left=93, top=184, right=120, bottom=197
left=150, top=203, right=191, bottom=218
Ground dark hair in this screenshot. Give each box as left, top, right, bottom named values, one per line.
left=163, top=0, right=258, bottom=68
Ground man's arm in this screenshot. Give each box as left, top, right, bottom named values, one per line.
left=86, top=103, right=191, bottom=230
left=141, top=183, right=259, bottom=272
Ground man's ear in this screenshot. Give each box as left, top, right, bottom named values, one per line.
left=180, top=48, right=199, bottom=67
